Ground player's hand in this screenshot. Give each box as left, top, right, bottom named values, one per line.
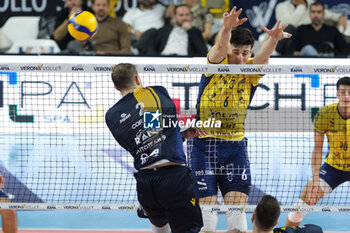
left=261, top=20, right=292, bottom=41
left=222, top=6, right=248, bottom=30
left=182, top=127, right=209, bottom=140
left=306, top=181, right=320, bottom=205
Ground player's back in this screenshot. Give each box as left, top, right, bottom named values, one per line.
left=105, top=86, right=186, bottom=170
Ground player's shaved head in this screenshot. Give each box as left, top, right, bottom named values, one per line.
left=111, top=63, right=138, bottom=90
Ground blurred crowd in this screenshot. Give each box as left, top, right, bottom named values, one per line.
left=1, top=0, right=350, bottom=57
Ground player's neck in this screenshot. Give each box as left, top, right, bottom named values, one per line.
left=253, top=228, right=273, bottom=233
left=121, top=87, right=137, bottom=97
left=338, top=104, right=350, bottom=119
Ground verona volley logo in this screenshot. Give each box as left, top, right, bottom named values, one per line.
left=143, top=110, right=221, bottom=129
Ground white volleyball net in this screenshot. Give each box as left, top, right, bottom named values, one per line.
left=0, top=62, right=349, bottom=212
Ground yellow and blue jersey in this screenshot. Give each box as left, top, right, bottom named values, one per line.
left=314, top=103, right=350, bottom=171
left=105, top=86, right=186, bottom=170
left=196, top=56, right=263, bottom=141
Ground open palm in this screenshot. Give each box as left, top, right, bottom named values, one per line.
left=223, top=6, right=248, bottom=30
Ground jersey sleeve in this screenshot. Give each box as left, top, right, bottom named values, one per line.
left=313, top=107, right=328, bottom=133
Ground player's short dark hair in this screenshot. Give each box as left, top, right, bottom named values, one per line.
left=230, top=27, right=254, bottom=48
left=254, top=195, right=280, bottom=231
left=336, top=77, right=350, bottom=90
left=111, top=63, right=138, bottom=90
left=310, top=1, right=324, bottom=11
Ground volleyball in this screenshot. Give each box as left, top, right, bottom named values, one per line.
left=68, top=11, right=98, bottom=40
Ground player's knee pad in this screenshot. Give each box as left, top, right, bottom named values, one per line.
left=150, top=223, right=171, bottom=233
left=200, top=210, right=218, bottom=232
left=225, top=211, right=247, bottom=232
left=287, top=199, right=307, bottom=223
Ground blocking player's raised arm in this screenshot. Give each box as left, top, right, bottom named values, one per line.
left=208, top=7, right=247, bottom=63
left=253, top=21, right=291, bottom=65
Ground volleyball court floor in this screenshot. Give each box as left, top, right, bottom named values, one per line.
left=0, top=135, right=349, bottom=232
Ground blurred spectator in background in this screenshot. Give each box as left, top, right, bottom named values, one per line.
left=0, top=174, right=17, bottom=233
left=122, top=0, right=166, bottom=45
left=142, top=4, right=207, bottom=56
left=167, top=0, right=214, bottom=43
left=53, top=0, right=92, bottom=50
left=291, top=2, right=349, bottom=57
left=91, top=0, right=131, bottom=55
left=62, top=0, right=132, bottom=55
left=275, top=0, right=347, bottom=55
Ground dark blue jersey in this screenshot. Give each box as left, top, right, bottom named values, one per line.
left=105, top=86, right=186, bottom=170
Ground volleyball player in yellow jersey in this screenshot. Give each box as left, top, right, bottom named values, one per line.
left=189, top=5, right=291, bottom=233
left=286, top=77, right=350, bottom=227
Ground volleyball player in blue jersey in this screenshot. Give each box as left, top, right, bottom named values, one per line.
left=190, top=6, right=291, bottom=233
left=105, top=63, right=205, bottom=233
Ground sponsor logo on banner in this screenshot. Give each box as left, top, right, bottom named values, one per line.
left=93, top=66, right=111, bottom=71
left=166, top=66, right=208, bottom=73
left=102, top=205, right=111, bottom=210
left=80, top=205, right=94, bottom=210
left=218, top=67, right=230, bottom=72
left=42, top=65, right=61, bottom=71
left=118, top=205, right=135, bottom=210
left=300, top=207, right=314, bottom=212
left=72, top=65, right=84, bottom=71
left=338, top=208, right=350, bottom=212
left=240, top=66, right=263, bottom=73
left=321, top=207, right=331, bottom=212
left=8, top=204, right=25, bottom=209
left=291, top=67, right=303, bottom=72
left=314, top=67, right=336, bottom=73
left=0, top=65, right=10, bottom=71
left=240, top=66, right=282, bottom=73
left=335, top=67, right=350, bottom=73
left=20, top=64, right=43, bottom=71
left=143, top=65, right=156, bottom=71
left=228, top=206, right=245, bottom=212
left=47, top=205, right=56, bottom=209
left=282, top=207, right=300, bottom=212
left=211, top=207, right=221, bottom=211
left=63, top=205, right=79, bottom=209
left=26, top=204, right=40, bottom=209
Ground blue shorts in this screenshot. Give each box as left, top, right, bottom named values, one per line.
left=0, top=190, right=8, bottom=198
left=188, top=137, right=251, bottom=198
left=320, top=163, right=350, bottom=190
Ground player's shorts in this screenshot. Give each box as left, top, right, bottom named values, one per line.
left=0, top=190, right=8, bottom=198
left=188, top=137, right=251, bottom=198
left=134, top=165, right=203, bottom=233
left=320, top=162, right=350, bottom=190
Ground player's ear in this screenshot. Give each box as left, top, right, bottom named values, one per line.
left=135, top=75, right=142, bottom=86
left=251, top=213, right=255, bottom=223
left=274, top=219, right=278, bottom=227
